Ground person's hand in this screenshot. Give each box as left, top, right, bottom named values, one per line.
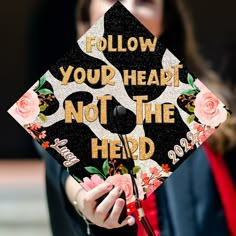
left=65, top=176, right=135, bottom=229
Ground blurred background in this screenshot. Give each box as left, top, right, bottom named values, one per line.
left=0, top=0, right=235, bottom=235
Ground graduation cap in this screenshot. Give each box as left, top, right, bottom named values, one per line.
left=8, top=2, right=231, bottom=235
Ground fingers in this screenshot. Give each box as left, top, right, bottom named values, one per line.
left=105, top=198, right=136, bottom=229
left=79, top=183, right=113, bottom=218
left=118, top=215, right=135, bottom=228
left=78, top=183, right=136, bottom=229
left=127, top=215, right=136, bottom=226
left=105, top=198, right=125, bottom=225
left=85, top=182, right=113, bottom=204
left=94, top=186, right=123, bottom=221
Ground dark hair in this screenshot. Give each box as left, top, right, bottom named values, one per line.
left=76, top=0, right=236, bottom=154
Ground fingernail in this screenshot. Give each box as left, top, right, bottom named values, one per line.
left=116, top=198, right=124, bottom=207
left=105, top=183, right=113, bottom=190
left=127, top=216, right=135, bottom=226
left=116, top=186, right=122, bottom=193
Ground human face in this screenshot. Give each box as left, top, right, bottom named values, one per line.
left=89, top=0, right=164, bottom=37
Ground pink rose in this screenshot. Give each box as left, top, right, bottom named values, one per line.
left=80, top=174, right=104, bottom=191
left=105, top=174, right=144, bottom=204
left=8, top=89, right=40, bottom=125
left=194, top=90, right=227, bottom=127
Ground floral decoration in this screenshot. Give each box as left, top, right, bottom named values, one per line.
left=194, top=82, right=227, bottom=127
left=34, top=75, right=54, bottom=123
left=192, top=123, right=215, bottom=145
left=8, top=74, right=54, bottom=126
left=179, top=74, right=230, bottom=128
left=8, top=89, right=40, bottom=125
left=106, top=174, right=144, bottom=204
left=25, top=122, right=51, bottom=149
left=80, top=174, right=105, bottom=191
left=80, top=158, right=171, bottom=207
left=80, top=158, right=144, bottom=205
left=8, top=74, right=55, bottom=150
left=140, top=165, right=169, bottom=197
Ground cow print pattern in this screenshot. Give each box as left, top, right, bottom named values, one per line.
left=34, top=2, right=198, bottom=179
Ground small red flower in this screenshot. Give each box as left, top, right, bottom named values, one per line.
left=193, top=123, right=204, bottom=132
left=188, top=143, right=194, bottom=150
left=42, top=141, right=50, bottom=149
left=149, top=167, right=161, bottom=177
left=30, top=122, right=41, bottom=131
left=140, top=173, right=150, bottom=185
left=161, top=164, right=170, bottom=173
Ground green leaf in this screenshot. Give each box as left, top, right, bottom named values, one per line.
left=227, top=111, right=231, bottom=119
left=187, top=106, right=195, bottom=113
left=73, top=175, right=82, bottom=183
left=102, top=159, right=109, bottom=176
left=121, top=166, right=128, bottom=174
left=187, top=73, right=200, bottom=91
left=38, top=89, right=53, bottom=95
left=181, top=89, right=196, bottom=95
left=132, top=166, right=141, bottom=174
left=84, top=166, right=105, bottom=179
left=40, top=75, right=46, bottom=87
left=187, top=73, right=195, bottom=87
left=34, top=75, right=46, bottom=91
left=38, top=113, right=47, bottom=123
left=40, top=105, right=47, bottom=112
left=187, top=114, right=196, bottom=124
left=143, top=187, right=150, bottom=193
left=96, top=173, right=107, bottom=180
left=194, top=86, right=200, bottom=93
